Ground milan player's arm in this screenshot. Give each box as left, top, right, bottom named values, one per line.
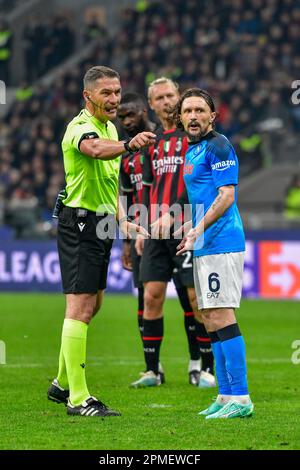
left=135, top=149, right=152, bottom=254
left=119, top=164, right=134, bottom=270
left=169, top=188, right=189, bottom=222
left=118, top=195, right=150, bottom=240
left=152, top=188, right=189, bottom=238
left=119, top=163, right=134, bottom=218
left=172, top=188, right=189, bottom=209
left=120, top=187, right=133, bottom=271
left=141, top=147, right=153, bottom=229
left=172, top=188, right=192, bottom=238
left=142, top=182, right=150, bottom=205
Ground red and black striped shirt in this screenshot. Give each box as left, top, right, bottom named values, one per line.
left=142, top=128, right=188, bottom=223
left=120, top=151, right=144, bottom=205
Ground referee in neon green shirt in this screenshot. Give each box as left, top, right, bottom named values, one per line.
left=47, top=66, right=156, bottom=417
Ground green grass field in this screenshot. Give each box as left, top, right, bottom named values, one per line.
left=0, top=294, right=299, bottom=450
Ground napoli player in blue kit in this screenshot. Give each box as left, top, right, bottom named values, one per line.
left=174, top=88, right=254, bottom=419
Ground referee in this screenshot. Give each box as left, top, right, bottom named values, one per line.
left=47, top=66, right=155, bottom=418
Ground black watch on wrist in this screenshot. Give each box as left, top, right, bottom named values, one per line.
left=123, top=140, right=135, bottom=154
left=118, top=215, right=130, bottom=225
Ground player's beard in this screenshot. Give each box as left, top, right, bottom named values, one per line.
left=164, top=106, right=175, bottom=123
left=186, top=121, right=210, bottom=142
left=187, top=131, right=202, bottom=142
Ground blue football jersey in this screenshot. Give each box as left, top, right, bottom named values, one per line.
left=183, top=130, right=245, bottom=257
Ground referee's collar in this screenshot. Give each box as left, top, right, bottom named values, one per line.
left=82, top=109, right=108, bottom=128
left=187, top=130, right=215, bottom=146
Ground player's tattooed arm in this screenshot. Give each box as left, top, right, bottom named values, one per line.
left=211, top=187, right=225, bottom=212
left=177, top=185, right=235, bottom=255
left=195, top=185, right=235, bottom=236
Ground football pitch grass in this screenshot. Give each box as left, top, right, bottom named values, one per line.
left=0, top=293, right=299, bottom=450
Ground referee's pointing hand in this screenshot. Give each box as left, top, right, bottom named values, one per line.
left=128, top=131, right=156, bottom=151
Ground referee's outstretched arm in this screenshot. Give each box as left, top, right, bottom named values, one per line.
left=79, top=131, right=156, bottom=160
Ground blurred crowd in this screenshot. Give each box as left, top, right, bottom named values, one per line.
left=117, top=0, right=299, bottom=134
left=23, top=15, right=75, bottom=83
left=0, top=14, right=75, bottom=86
left=0, top=0, right=22, bottom=14
left=0, top=0, right=299, bottom=238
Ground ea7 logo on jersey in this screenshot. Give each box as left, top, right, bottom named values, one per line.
left=211, top=160, right=236, bottom=171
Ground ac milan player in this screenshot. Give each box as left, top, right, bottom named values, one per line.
left=118, top=92, right=204, bottom=386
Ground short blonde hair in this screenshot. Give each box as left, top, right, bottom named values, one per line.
left=147, top=77, right=179, bottom=100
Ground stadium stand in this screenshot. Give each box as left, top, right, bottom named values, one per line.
left=239, top=165, right=300, bottom=229
left=0, top=0, right=23, bottom=14
left=23, top=14, right=75, bottom=82
left=1, top=0, right=300, bottom=238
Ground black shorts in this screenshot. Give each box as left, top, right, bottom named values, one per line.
left=57, top=206, right=114, bottom=294
left=130, top=240, right=142, bottom=288
left=139, top=238, right=194, bottom=287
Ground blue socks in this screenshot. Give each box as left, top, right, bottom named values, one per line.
left=209, top=332, right=231, bottom=395
left=209, top=323, right=249, bottom=396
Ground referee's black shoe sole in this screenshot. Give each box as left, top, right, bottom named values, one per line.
left=47, top=380, right=69, bottom=405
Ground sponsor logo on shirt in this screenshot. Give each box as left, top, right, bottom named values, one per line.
left=152, top=156, right=184, bottom=175
left=129, top=172, right=143, bottom=191
left=211, top=160, right=236, bottom=171
left=183, top=163, right=194, bottom=175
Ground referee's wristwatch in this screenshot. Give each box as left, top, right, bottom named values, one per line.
left=118, top=215, right=131, bottom=225
left=123, top=140, right=135, bottom=154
